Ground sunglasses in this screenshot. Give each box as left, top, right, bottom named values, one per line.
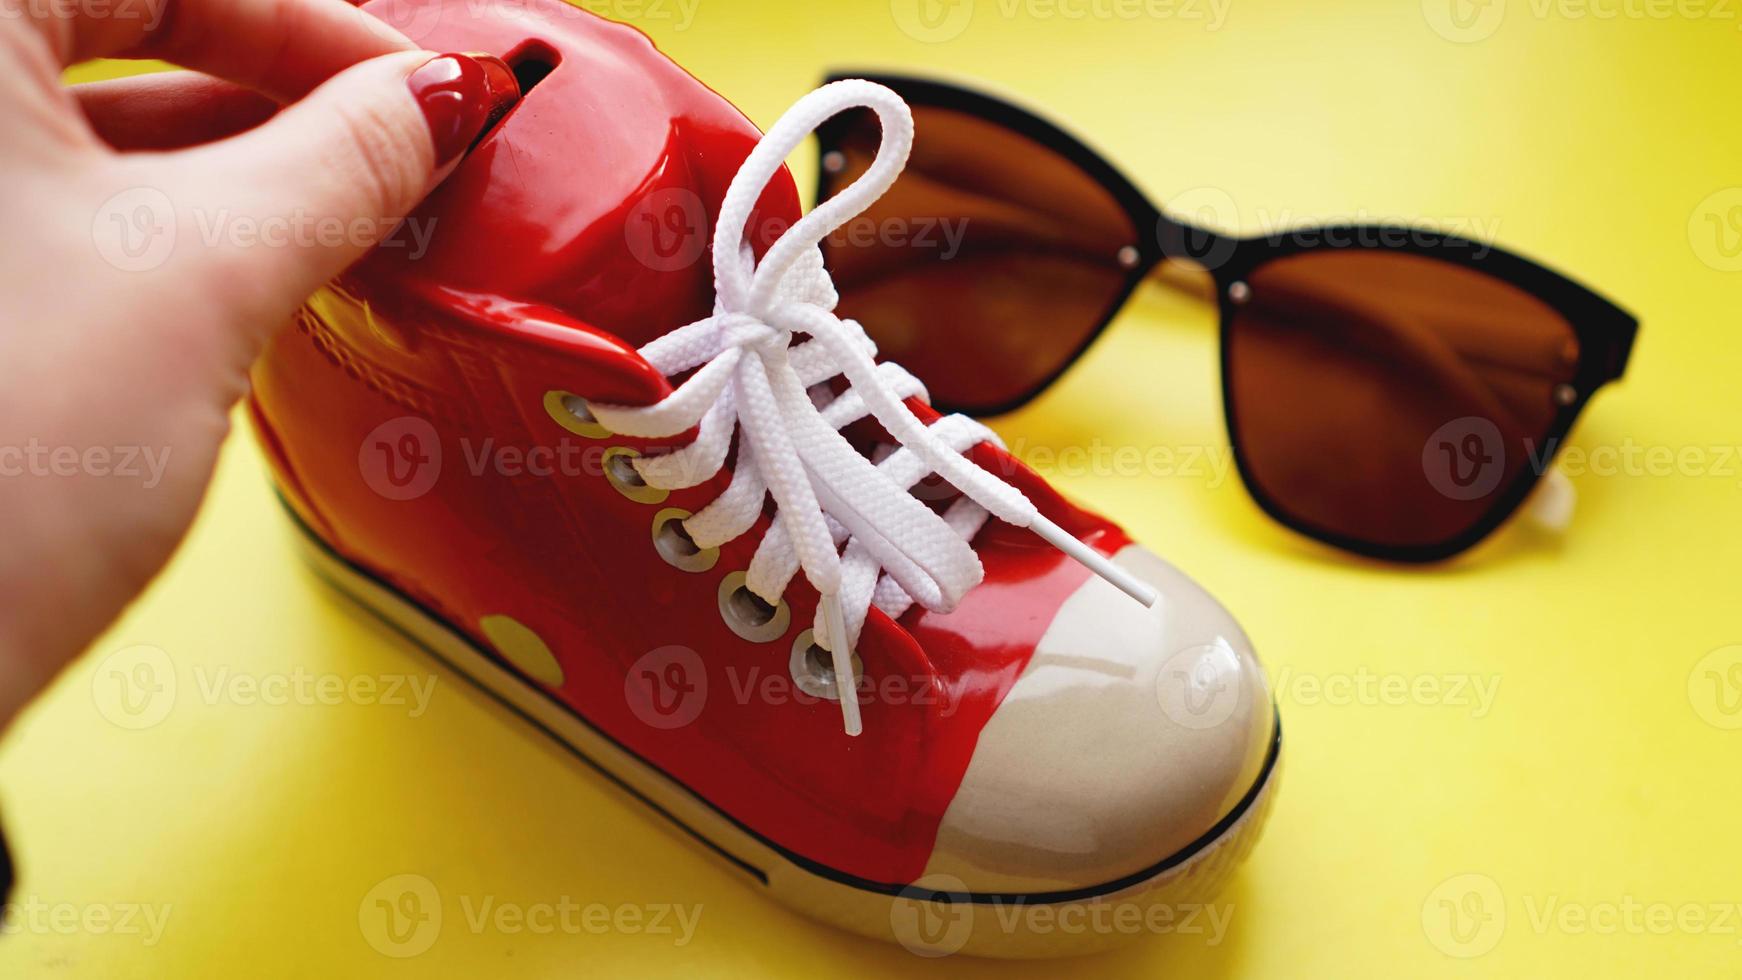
left=813, top=71, right=1639, bottom=563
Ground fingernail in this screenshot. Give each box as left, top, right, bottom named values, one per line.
left=465, top=52, right=521, bottom=134
left=408, top=53, right=522, bottom=169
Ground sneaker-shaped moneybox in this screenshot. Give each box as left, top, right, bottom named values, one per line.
left=249, top=0, right=1281, bottom=958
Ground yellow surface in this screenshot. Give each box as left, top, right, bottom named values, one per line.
left=7, top=1, right=1741, bottom=975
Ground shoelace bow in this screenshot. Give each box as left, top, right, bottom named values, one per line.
left=591, top=80, right=1155, bottom=736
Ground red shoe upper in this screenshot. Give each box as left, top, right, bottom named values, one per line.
left=250, top=0, right=1152, bottom=886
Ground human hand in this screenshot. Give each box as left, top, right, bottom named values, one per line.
left=0, top=0, right=517, bottom=727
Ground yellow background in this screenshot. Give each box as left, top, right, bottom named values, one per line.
left=6, top=0, right=1742, bottom=974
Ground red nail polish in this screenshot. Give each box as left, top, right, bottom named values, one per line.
left=409, top=53, right=521, bottom=168
left=465, top=52, right=521, bottom=135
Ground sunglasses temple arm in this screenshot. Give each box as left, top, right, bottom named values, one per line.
left=1523, top=467, right=1576, bottom=533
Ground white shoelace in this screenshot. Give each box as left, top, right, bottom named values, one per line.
left=590, top=80, right=1155, bottom=736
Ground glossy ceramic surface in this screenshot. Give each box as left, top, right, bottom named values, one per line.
left=247, top=0, right=1273, bottom=895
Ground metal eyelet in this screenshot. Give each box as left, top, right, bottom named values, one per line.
left=1227, top=280, right=1252, bottom=305
left=603, top=447, right=669, bottom=505
left=544, top=390, right=610, bottom=438
left=789, top=629, right=862, bottom=702
left=821, top=150, right=846, bottom=175
left=651, top=508, right=719, bottom=573
left=1117, top=245, right=1141, bottom=269
left=716, top=571, right=791, bottom=643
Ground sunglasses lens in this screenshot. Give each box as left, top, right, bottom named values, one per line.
left=1225, top=249, right=1580, bottom=554
left=819, top=105, right=1138, bottom=413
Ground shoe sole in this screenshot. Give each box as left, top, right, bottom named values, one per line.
left=287, top=507, right=1282, bottom=958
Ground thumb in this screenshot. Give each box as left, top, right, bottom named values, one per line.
left=179, top=50, right=518, bottom=321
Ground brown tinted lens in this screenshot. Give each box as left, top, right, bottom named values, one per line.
left=819, top=105, right=1138, bottom=412
left=1226, top=250, right=1580, bottom=552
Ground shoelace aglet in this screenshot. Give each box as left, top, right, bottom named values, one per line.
left=1030, top=515, right=1159, bottom=608
left=820, top=593, right=864, bottom=737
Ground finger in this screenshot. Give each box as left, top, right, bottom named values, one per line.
left=169, top=50, right=517, bottom=326
left=73, top=72, right=279, bottom=150
left=30, top=0, right=417, bottom=101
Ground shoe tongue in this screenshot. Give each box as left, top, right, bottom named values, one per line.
left=604, top=164, right=804, bottom=349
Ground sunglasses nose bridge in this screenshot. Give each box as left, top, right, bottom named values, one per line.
left=1149, top=257, right=1220, bottom=304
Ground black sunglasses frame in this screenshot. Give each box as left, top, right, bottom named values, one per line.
left=816, top=70, right=1639, bottom=563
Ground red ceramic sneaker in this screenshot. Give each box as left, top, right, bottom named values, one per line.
left=249, top=0, right=1280, bottom=958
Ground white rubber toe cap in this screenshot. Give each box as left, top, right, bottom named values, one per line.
left=922, top=544, right=1276, bottom=894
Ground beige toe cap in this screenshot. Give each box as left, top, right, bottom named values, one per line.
left=923, top=544, right=1276, bottom=894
